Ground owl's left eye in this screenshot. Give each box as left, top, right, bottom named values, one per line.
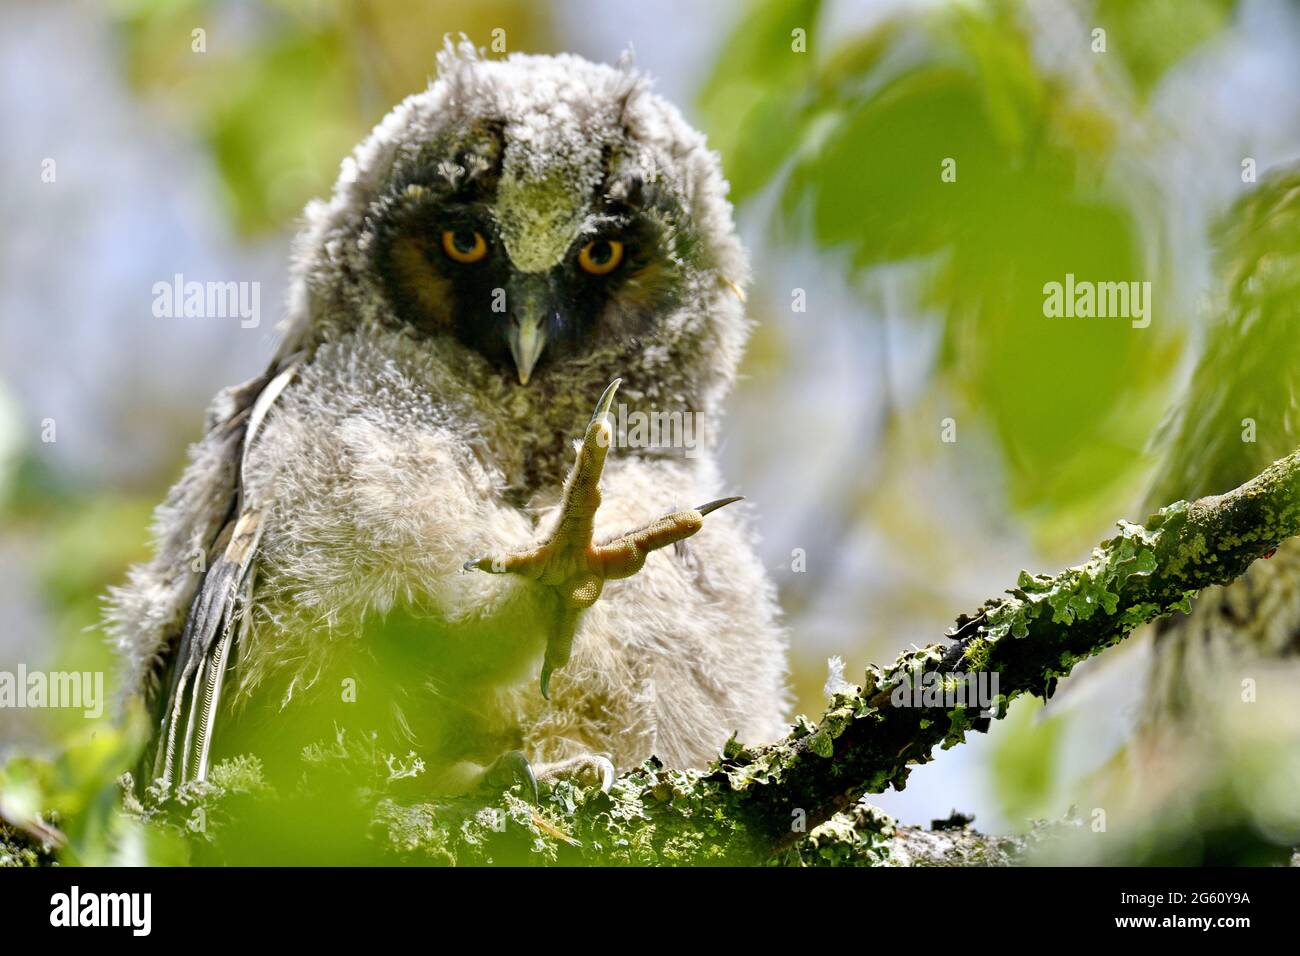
left=578, top=238, right=624, bottom=276
left=441, top=229, right=488, bottom=264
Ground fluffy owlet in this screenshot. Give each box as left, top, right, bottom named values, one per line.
left=107, top=45, right=788, bottom=799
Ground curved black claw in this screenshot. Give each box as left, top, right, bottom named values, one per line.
left=695, top=495, right=744, bottom=516
left=481, top=749, right=539, bottom=804
left=590, top=377, right=622, bottom=425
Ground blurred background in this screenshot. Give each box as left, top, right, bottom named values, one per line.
left=3, top=0, right=1300, bottom=858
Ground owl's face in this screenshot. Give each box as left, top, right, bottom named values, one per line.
left=289, top=48, right=749, bottom=429
left=370, top=110, right=694, bottom=386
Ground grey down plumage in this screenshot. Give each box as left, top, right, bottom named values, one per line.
left=106, top=44, right=788, bottom=793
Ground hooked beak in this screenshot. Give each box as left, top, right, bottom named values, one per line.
left=507, top=311, right=548, bottom=386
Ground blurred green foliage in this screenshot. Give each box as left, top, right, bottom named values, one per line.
left=1095, top=0, right=1237, bottom=96
left=1146, top=165, right=1300, bottom=506
left=990, top=695, right=1063, bottom=824
left=108, top=0, right=555, bottom=233
left=0, top=717, right=150, bottom=866
left=699, top=0, right=1243, bottom=538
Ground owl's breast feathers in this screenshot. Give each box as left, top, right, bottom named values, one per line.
left=116, top=328, right=783, bottom=784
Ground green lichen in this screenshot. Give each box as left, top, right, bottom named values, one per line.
left=0, top=820, right=58, bottom=867
left=963, top=637, right=992, bottom=671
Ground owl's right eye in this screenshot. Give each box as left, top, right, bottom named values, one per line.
left=441, top=229, right=488, bottom=264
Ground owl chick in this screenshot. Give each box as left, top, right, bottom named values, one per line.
left=107, top=44, right=788, bottom=799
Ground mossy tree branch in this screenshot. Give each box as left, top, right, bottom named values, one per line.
left=386, top=446, right=1300, bottom=865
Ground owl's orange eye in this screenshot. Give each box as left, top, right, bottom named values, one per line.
left=578, top=238, right=624, bottom=275
left=441, top=229, right=488, bottom=263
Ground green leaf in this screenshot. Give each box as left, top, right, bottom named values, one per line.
left=697, top=0, right=821, bottom=204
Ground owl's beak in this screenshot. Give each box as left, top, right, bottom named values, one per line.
left=507, top=311, right=548, bottom=386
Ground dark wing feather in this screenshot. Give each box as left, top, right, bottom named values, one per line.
left=149, top=360, right=299, bottom=790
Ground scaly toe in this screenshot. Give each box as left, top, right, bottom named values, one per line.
left=536, top=754, right=616, bottom=793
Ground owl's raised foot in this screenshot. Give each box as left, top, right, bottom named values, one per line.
left=464, top=378, right=741, bottom=697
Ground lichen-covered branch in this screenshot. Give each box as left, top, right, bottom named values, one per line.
left=376, top=446, right=1300, bottom=865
